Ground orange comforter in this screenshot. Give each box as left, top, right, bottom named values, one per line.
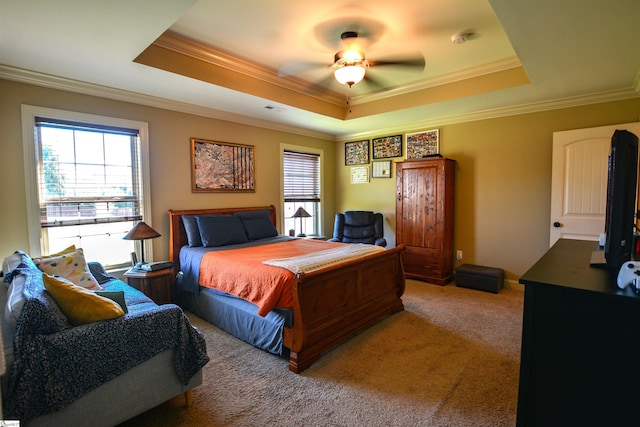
left=198, top=239, right=343, bottom=316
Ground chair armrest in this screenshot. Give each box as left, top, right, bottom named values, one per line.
left=375, top=237, right=387, bottom=247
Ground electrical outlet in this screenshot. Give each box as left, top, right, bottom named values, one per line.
left=456, top=250, right=463, bottom=261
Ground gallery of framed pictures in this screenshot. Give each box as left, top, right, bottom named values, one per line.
left=372, top=135, right=402, bottom=159
left=406, top=129, right=439, bottom=159
left=191, top=137, right=255, bottom=192
left=345, top=140, right=369, bottom=165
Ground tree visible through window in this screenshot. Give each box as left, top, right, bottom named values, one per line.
left=34, top=116, right=145, bottom=268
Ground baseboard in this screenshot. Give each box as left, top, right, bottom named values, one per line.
left=503, top=278, right=523, bottom=291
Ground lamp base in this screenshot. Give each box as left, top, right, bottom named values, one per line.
left=297, top=233, right=307, bottom=237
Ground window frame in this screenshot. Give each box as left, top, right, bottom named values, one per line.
left=280, top=144, right=323, bottom=237
left=21, top=105, right=153, bottom=263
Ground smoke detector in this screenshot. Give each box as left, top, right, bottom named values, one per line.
left=451, top=32, right=473, bottom=44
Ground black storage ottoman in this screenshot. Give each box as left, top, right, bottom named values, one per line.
left=455, top=264, right=504, bottom=293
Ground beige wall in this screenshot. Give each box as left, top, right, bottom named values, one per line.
left=335, top=98, right=640, bottom=284
left=2, top=78, right=640, bottom=285
left=0, top=79, right=336, bottom=262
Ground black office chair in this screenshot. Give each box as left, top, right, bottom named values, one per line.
left=327, top=211, right=387, bottom=247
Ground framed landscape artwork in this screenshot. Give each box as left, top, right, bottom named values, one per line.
left=345, top=140, right=369, bottom=165
left=372, top=135, right=402, bottom=159
left=406, top=129, right=439, bottom=159
left=191, top=138, right=255, bottom=192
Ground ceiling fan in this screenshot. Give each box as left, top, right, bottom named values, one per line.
left=279, top=30, right=425, bottom=91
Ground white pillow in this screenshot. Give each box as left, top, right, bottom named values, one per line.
left=3, top=252, right=26, bottom=329
left=2, top=252, right=22, bottom=277
left=4, top=273, right=26, bottom=330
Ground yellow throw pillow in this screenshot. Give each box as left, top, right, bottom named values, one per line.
left=43, top=273, right=124, bottom=326
left=43, top=245, right=77, bottom=258
left=35, top=247, right=102, bottom=290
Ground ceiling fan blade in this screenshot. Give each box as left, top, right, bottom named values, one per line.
left=293, top=74, right=343, bottom=96
left=278, top=60, right=329, bottom=77
left=369, top=55, right=426, bottom=71
left=361, top=73, right=389, bottom=91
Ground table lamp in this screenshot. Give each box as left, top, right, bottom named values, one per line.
left=123, top=221, right=161, bottom=267
left=291, top=207, right=311, bottom=237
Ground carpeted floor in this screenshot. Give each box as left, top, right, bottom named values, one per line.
left=120, top=280, right=524, bottom=426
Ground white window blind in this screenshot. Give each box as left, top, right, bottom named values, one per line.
left=35, top=117, right=143, bottom=228
left=283, top=151, right=320, bottom=202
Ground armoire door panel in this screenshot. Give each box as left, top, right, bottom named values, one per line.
left=396, top=158, right=455, bottom=285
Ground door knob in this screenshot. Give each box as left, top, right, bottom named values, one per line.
left=553, top=222, right=562, bottom=228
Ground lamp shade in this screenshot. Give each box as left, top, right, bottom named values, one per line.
left=123, top=221, right=160, bottom=265
left=334, top=65, right=366, bottom=87
left=123, top=221, right=161, bottom=240
left=291, top=207, right=311, bottom=218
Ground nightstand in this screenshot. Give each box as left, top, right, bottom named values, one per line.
left=124, top=267, right=174, bottom=305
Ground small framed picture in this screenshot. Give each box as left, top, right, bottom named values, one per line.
left=345, top=140, right=369, bottom=165
left=406, top=129, right=439, bottom=159
left=372, top=135, right=402, bottom=159
left=372, top=160, right=392, bottom=178
left=350, top=166, right=369, bottom=184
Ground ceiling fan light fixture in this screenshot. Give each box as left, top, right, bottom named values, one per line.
left=333, top=48, right=366, bottom=87
left=334, top=65, right=366, bottom=87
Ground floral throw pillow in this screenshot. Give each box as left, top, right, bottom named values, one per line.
left=35, top=248, right=102, bottom=290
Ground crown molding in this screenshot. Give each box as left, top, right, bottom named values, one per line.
left=3, top=64, right=638, bottom=144
left=337, top=88, right=640, bottom=142
left=349, top=57, right=525, bottom=105
left=0, top=65, right=335, bottom=140
left=157, top=31, right=527, bottom=108
left=154, top=31, right=346, bottom=106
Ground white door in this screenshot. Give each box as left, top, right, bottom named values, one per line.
left=550, top=122, right=640, bottom=247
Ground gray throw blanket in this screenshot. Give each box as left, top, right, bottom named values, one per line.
left=4, top=255, right=210, bottom=421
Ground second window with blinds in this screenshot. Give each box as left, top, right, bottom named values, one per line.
left=283, top=149, right=321, bottom=237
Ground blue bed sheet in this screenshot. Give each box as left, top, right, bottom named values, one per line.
left=177, top=235, right=295, bottom=355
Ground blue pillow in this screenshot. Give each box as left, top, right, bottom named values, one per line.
left=196, top=215, right=249, bottom=247
left=234, top=210, right=278, bottom=241
left=182, top=215, right=203, bottom=247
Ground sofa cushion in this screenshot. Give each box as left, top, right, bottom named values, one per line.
left=95, top=291, right=128, bottom=314
left=43, top=273, right=124, bottom=326
left=34, top=247, right=102, bottom=290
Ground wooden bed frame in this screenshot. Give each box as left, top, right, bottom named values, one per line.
left=168, top=205, right=406, bottom=373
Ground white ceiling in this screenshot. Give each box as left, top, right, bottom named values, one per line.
left=1, top=0, right=639, bottom=141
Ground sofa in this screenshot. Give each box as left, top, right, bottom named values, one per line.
left=0, top=248, right=209, bottom=426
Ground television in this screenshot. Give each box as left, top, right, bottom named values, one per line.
left=602, top=129, right=639, bottom=269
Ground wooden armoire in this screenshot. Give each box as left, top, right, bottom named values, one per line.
left=396, top=158, right=455, bottom=285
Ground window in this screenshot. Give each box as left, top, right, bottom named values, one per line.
left=282, top=149, right=321, bottom=237
left=22, top=106, right=151, bottom=268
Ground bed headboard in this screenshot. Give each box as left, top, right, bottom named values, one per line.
left=168, top=205, right=277, bottom=269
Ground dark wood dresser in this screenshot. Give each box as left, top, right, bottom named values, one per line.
left=517, top=238, right=640, bottom=426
